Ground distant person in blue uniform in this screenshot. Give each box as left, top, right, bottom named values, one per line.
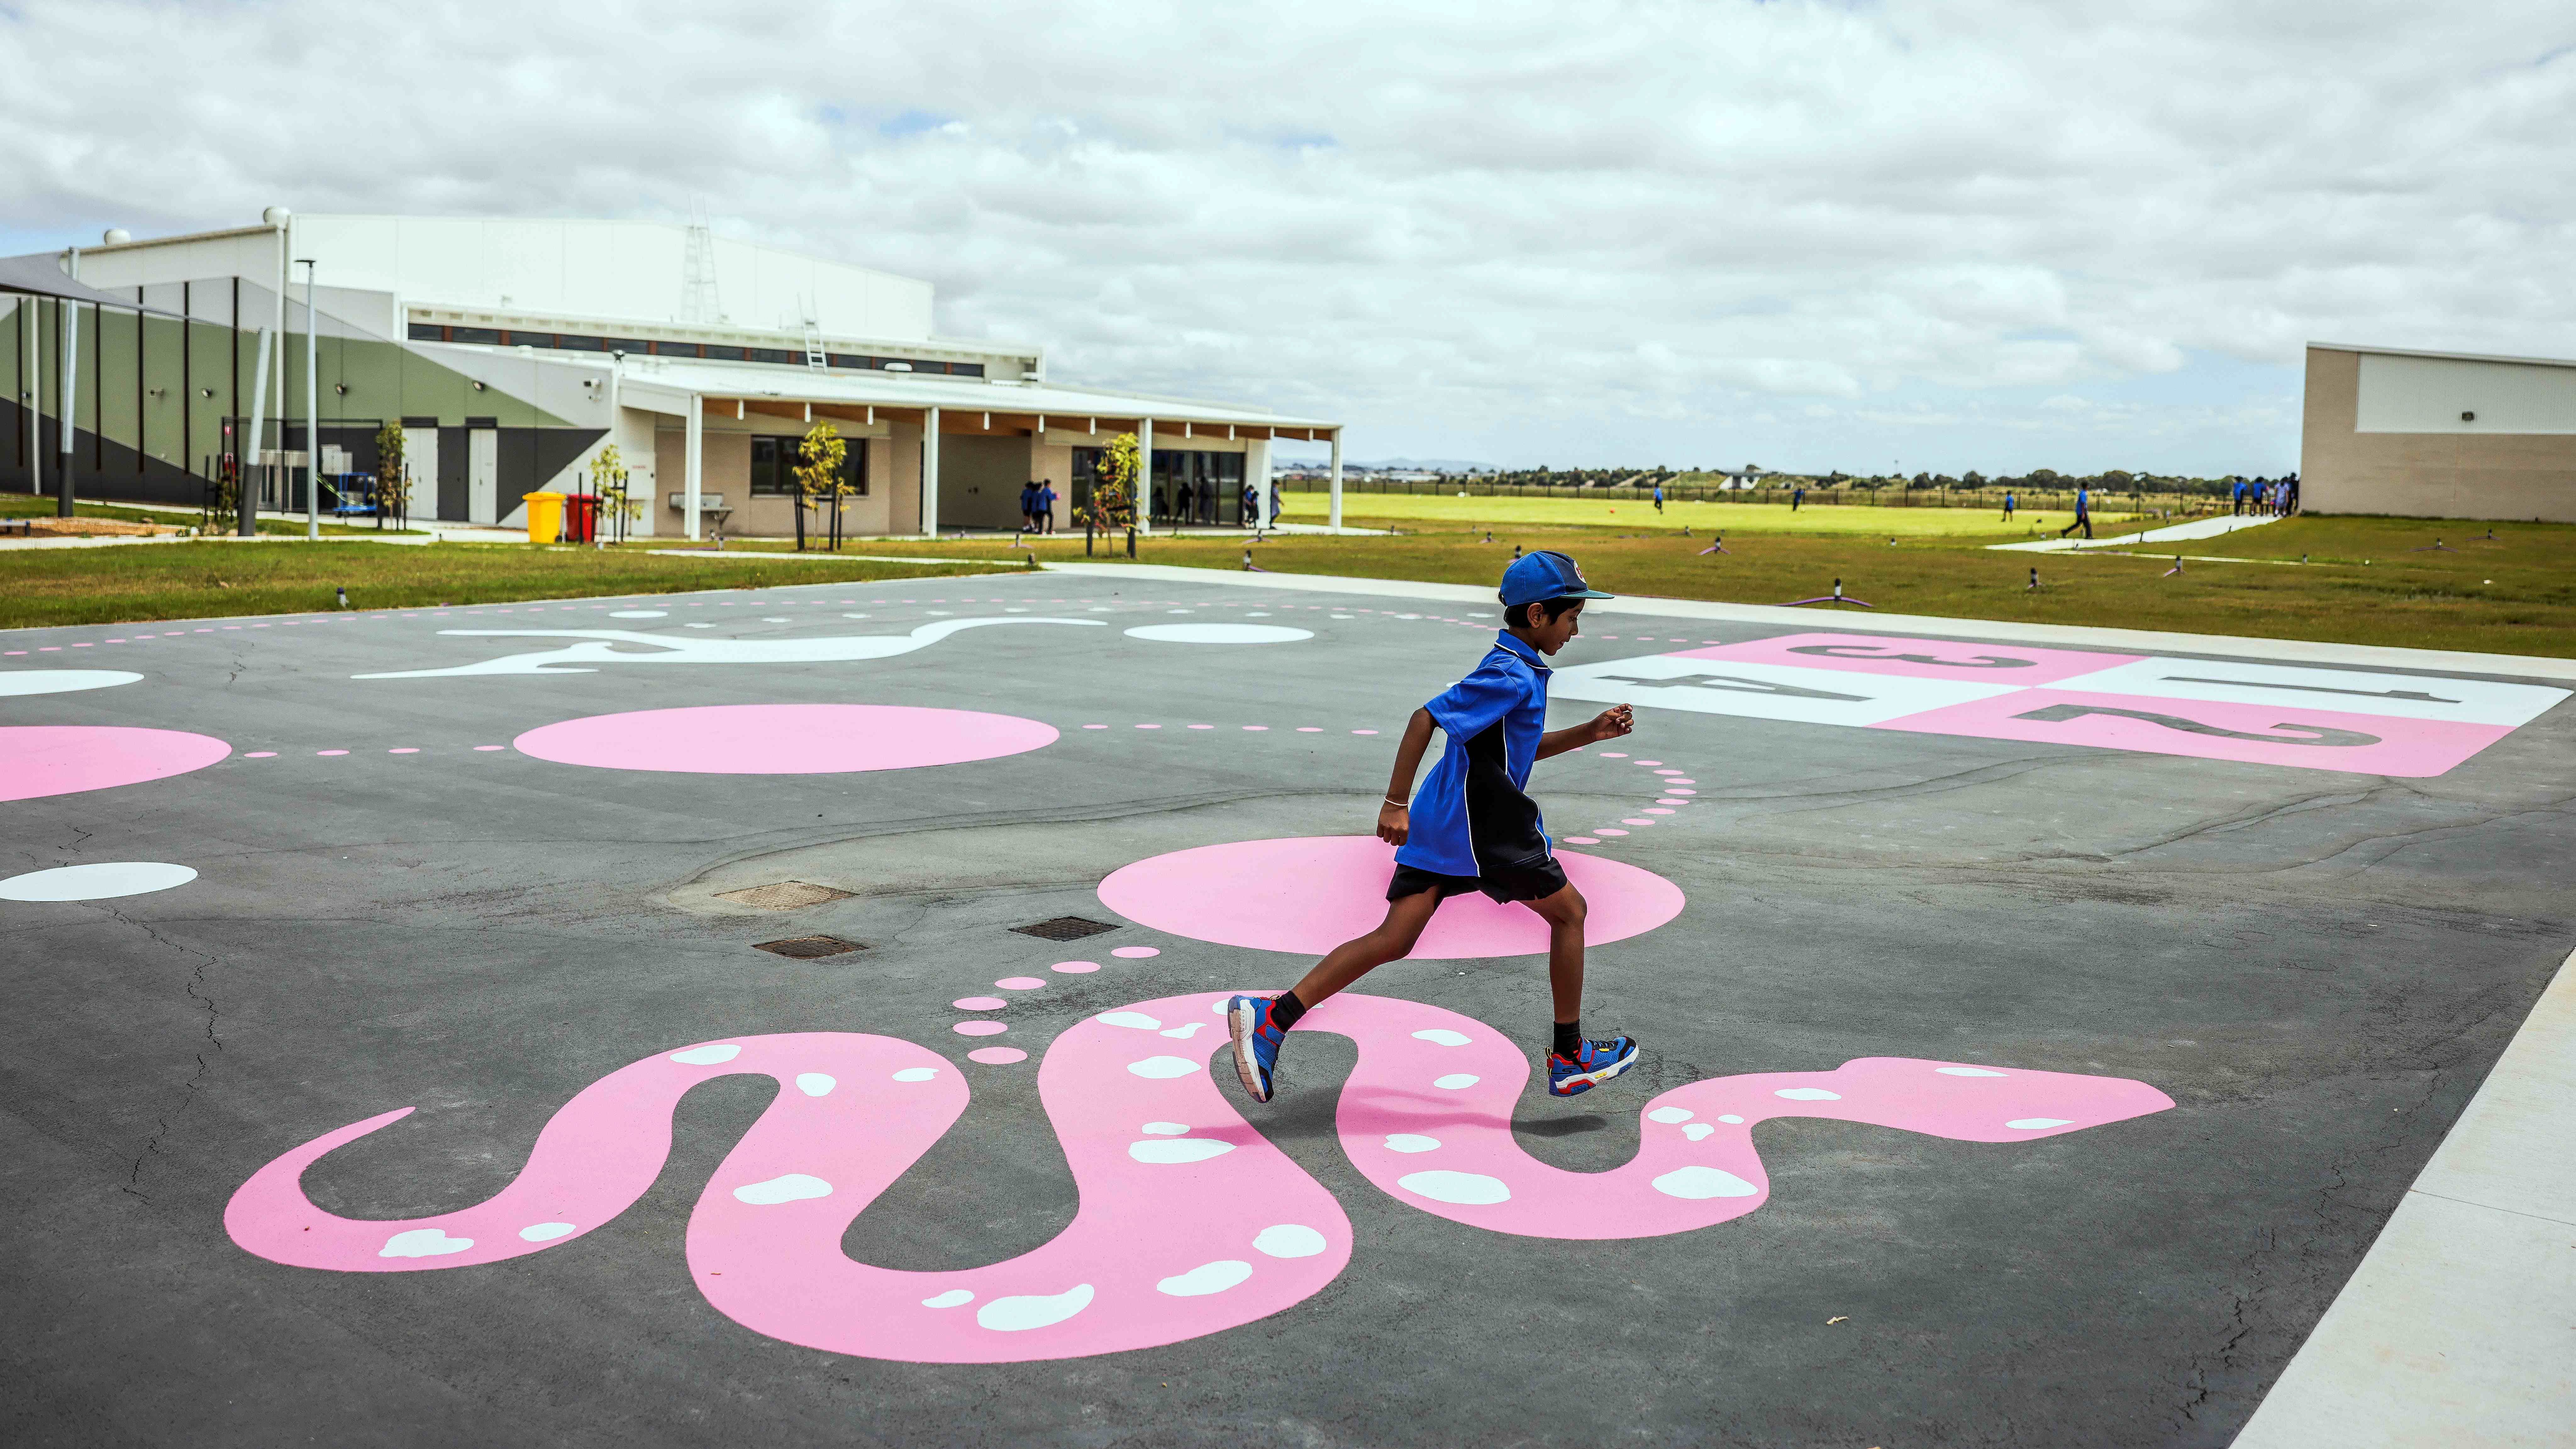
left=1791, top=485, right=1806, bottom=512
left=1226, top=550, right=1642, bottom=1104
left=1652, top=482, right=1665, bottom=514
left=2059, top=484, right=2092, bottom=539
left=2001, top=490, right=2016, bottom=521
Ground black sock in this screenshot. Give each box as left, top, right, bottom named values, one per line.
left=1552, top=1019, right=1581, bottom=1057
left=1268, top=991, right=1308, bottom=1031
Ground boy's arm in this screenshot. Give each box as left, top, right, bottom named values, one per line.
left=1535, top=704, right=1634, bottom=761
left=1376, top=708, right=1439, bottom=846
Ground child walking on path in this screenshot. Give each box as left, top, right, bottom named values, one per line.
left=1227, top=550, right=1642, bottom=1104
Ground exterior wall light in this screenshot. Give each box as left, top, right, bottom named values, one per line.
left=2460, top=410, right=2475, bottom=422
left=472, top=380, right=487, bottom=391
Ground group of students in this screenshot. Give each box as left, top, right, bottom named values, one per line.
left=2234, top=478, right=2296, bottom=516
left=1018, top=480, right=1060, bottom=534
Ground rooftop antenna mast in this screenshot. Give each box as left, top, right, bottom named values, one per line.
left=681, top=201, right=722, bottom=324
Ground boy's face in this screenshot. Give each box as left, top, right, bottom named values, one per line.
left=1515, top=598, right=1584, bottom=654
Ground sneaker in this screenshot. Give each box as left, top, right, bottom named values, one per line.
left=1547, top=1034, right=1641, bottom=1097
left=1227, top=993, right=1288, bottom=1103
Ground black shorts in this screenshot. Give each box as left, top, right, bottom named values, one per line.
left=1387, top=858, right=1570, bottom=906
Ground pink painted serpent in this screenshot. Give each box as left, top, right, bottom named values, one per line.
left=226, top=991, right=2173, bottom=1363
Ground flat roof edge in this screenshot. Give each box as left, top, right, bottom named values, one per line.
left=2309, top=341, right=2576, bottom=371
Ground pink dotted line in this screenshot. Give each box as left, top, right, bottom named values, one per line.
left=237, top=745, right=511, bottom=760
left=949, top=945, right=1164, bottom=1064
left=1084, top=723, right=1380, bottom=735
left=1559, top=751, right=1699, bottom=847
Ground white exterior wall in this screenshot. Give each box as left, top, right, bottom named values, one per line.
left=2357, top=353, right=2576, bottom=436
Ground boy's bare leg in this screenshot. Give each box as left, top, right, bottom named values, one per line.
left=1519, top=883, right=1589, bottom=1024
left=1285, top=890, right=1444, bottom=1008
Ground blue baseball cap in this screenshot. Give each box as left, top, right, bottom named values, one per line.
left=1499, top=550, right=1616, bottom=608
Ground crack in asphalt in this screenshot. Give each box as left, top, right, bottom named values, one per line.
left=101, top=908, right=223, bottom=1205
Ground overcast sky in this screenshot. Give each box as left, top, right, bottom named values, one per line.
left=4, top=1, right=2570, bottom=475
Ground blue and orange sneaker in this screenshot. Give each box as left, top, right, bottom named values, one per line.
left=1547, top=1034, right=1641, bottom=1096
left=1226, top=993, right=1288, bottom=1103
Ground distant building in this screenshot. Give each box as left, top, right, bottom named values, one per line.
left=3, top=213, right=1341, bottom=536
left=2302, top=342, right=2576, bottom=522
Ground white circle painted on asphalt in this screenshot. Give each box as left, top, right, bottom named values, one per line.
left=1123, top=623, right=1315, bottom=645
left=607, top=610, right=667, bottom=619
left=0, top=861, right=197, bottom=902
left=0, top=670, right=144, bottom=697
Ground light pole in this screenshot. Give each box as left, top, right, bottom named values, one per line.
left=300, top=258, right=319, bottom=539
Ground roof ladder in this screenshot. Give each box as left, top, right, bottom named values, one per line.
left=803, top=321, right=827, bottom=370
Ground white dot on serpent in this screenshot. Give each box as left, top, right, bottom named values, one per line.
left=519, top=1222, right=575, bottom=1242
left=1127, top=1056, right=1199, bottom=1079
left=1098, top=1011, right=1163, bottom=1030
left=1253, top=1224, right=1329, bottom=1258
left=733, top=1173, right=833, bottom=1205
left=1141, top=1121, right=1190, bottom=1135
left=1682, top=1123, right=1716, bottom=1141
left=1156, top=1260, right=1254, bottom=1297
left=1433, top=1074, right=1480, bottom=1090
left=922, top=1289, right=974, bottom=1309
left=1937, top=1066, right=2008, bottom=1077
left=1399, top=1170, right=1510, bottom=1205
left=976, top=1284, right=1094, bottom=1332
left=1384, top=1134, right=1441, bottom=1153
left=892, top=1067, right=940, bottom=1082
left=669, top=1044, right=741, bottom=1065
left=2007, top=1118, right=2074, bottom=1130
left=795, top=1073, right=836, bottom=1097
left=1160, top=1022, right=1206, bottom=1039
left=1129, top=1139, right=1235, bottom=1164
left=379, top=1228, right=474, bottom=1258
left=1774, top=1087, right=1841, bottom=1101
left=1410, top=1028, right=1471, bottom=1046
left=1718, top=1114, right=1745, bottom=1124
left=1652, top=1166, right=1758, bottom=1200
left=1648, top=1106, right=1695, bottom=1124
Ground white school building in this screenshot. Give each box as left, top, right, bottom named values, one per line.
left=2, top=211, right=1344, bottom=537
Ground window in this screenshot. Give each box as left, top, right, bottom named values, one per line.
left=451, top=327, right=502, bottom=345
left=951, top=362, right=985, bottom=378
left=748, top=347, right=797, bottom=364
left=651, top=341, right=699, bottom=358
left=506, top=332, right=556, bottom=349
left=554, top=334, right=604, bottom=351
left=703, top=345, right=745, bottom=362
left=602, top=339, right=650, bottom=354
left=408, top=322, right=445, bottom=341
left=826, top=353, right=872, bottom=369
left=751, top=435, right=867, bottom=497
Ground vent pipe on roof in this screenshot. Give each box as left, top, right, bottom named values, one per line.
left=102, top=228, right=130, bottom=245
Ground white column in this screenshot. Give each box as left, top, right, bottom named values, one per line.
left=302, top=260, right=319, bottom=539
left=1249, top=435, right=1273, bottom=530
left=58, top=298, right=78, bottom=516
left=272, top=223, right=287, bottom=516
left=684, top=395, right=703, bottom=541
left=243, top=327, right=272, bottom=535
left=921, top=406, right=941, bottom=538
left=1136, top=418, right=1153, bottom=536
left=25, top=294, right=39, bottom=499
left=1328, top=430, right=1343, bottom=531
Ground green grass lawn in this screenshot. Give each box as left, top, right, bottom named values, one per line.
left=1275, top=489, right=2154, bottom=539
left=0, top=493, right=421, bottom=537
left=827, top=514, right=2576, bottom=659
left=0, top=541, right=1013, bottom=629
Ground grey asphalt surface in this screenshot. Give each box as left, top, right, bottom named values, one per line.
left=3, top=571, right=2570, bottom=1448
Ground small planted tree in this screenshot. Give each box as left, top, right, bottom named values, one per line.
left=1087, top=431, right=1140, bottom=535
left=373, top=419, right=407, bottom=527
left=794, top=423, right=847, bottom=552
left=590, top=443, right=635, bottom=543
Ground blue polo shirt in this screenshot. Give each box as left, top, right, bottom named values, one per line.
left=1397, top=632, right=1555, bottom=878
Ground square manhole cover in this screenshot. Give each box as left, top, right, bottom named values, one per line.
left=1011, top=915, right=1122, bottom=942
left=716, top=880, right=854, bottom=910
left=753, top=935, right=866, bottom=959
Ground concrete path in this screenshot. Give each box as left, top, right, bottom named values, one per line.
left=1990, top=511, right=2286, bottom=553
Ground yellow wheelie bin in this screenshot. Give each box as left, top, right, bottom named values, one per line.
left=523, top=491, right=567, bottom=544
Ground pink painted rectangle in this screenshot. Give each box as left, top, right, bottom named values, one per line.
left=1874, top=688, right=2512, bottom=777
left=1680, top=632, right=2141, bottom=685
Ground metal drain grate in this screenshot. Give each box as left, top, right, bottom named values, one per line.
left=715, top=880, right=854, bottom=910
left=1010, top=915, right=1121, bottom=942
left=753, top=935, right=867, bottom=959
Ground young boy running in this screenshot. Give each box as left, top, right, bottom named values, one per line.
left=1228, top=550, right=1641, bottom=1102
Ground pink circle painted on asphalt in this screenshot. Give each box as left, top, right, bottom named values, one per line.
left=1621, top=818, right=1656, bottom=826
left=1562, top=836, right=1601, bottom=845
left=1595, top=828, right=1631, bottom=837
left=1099, top=836, right=1683, bottom=960
left=245, top=751, right=278, bottom=759
left=1296, top=727, right=1323, bottom=732
left=1667, top=788, right=1697, bottom=796
left=316, top=749, right=349, bottom=757
left=952, top=1020, right=1008, bottom=1036
left=0, top=726, right=233, bottom=803
left=1664, top=778, right=1696, bottom=785
left=1052, top=960, right=1102, bottom=973
left=967, top=1046, right=1028, bottom=1064
left=473, top=745, right=505, bottom=752
left=512, top=704, right=1057, bottom=774
left=953, top=997, right=1007, bottom=1010
left=995, top=976, right=1046, bottom=990
left=1110, top=946, right=1160, bottom=959
left=1600, top=752, right=1628, bottom=758
left=1635, top=760, right=1663, bottom=767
